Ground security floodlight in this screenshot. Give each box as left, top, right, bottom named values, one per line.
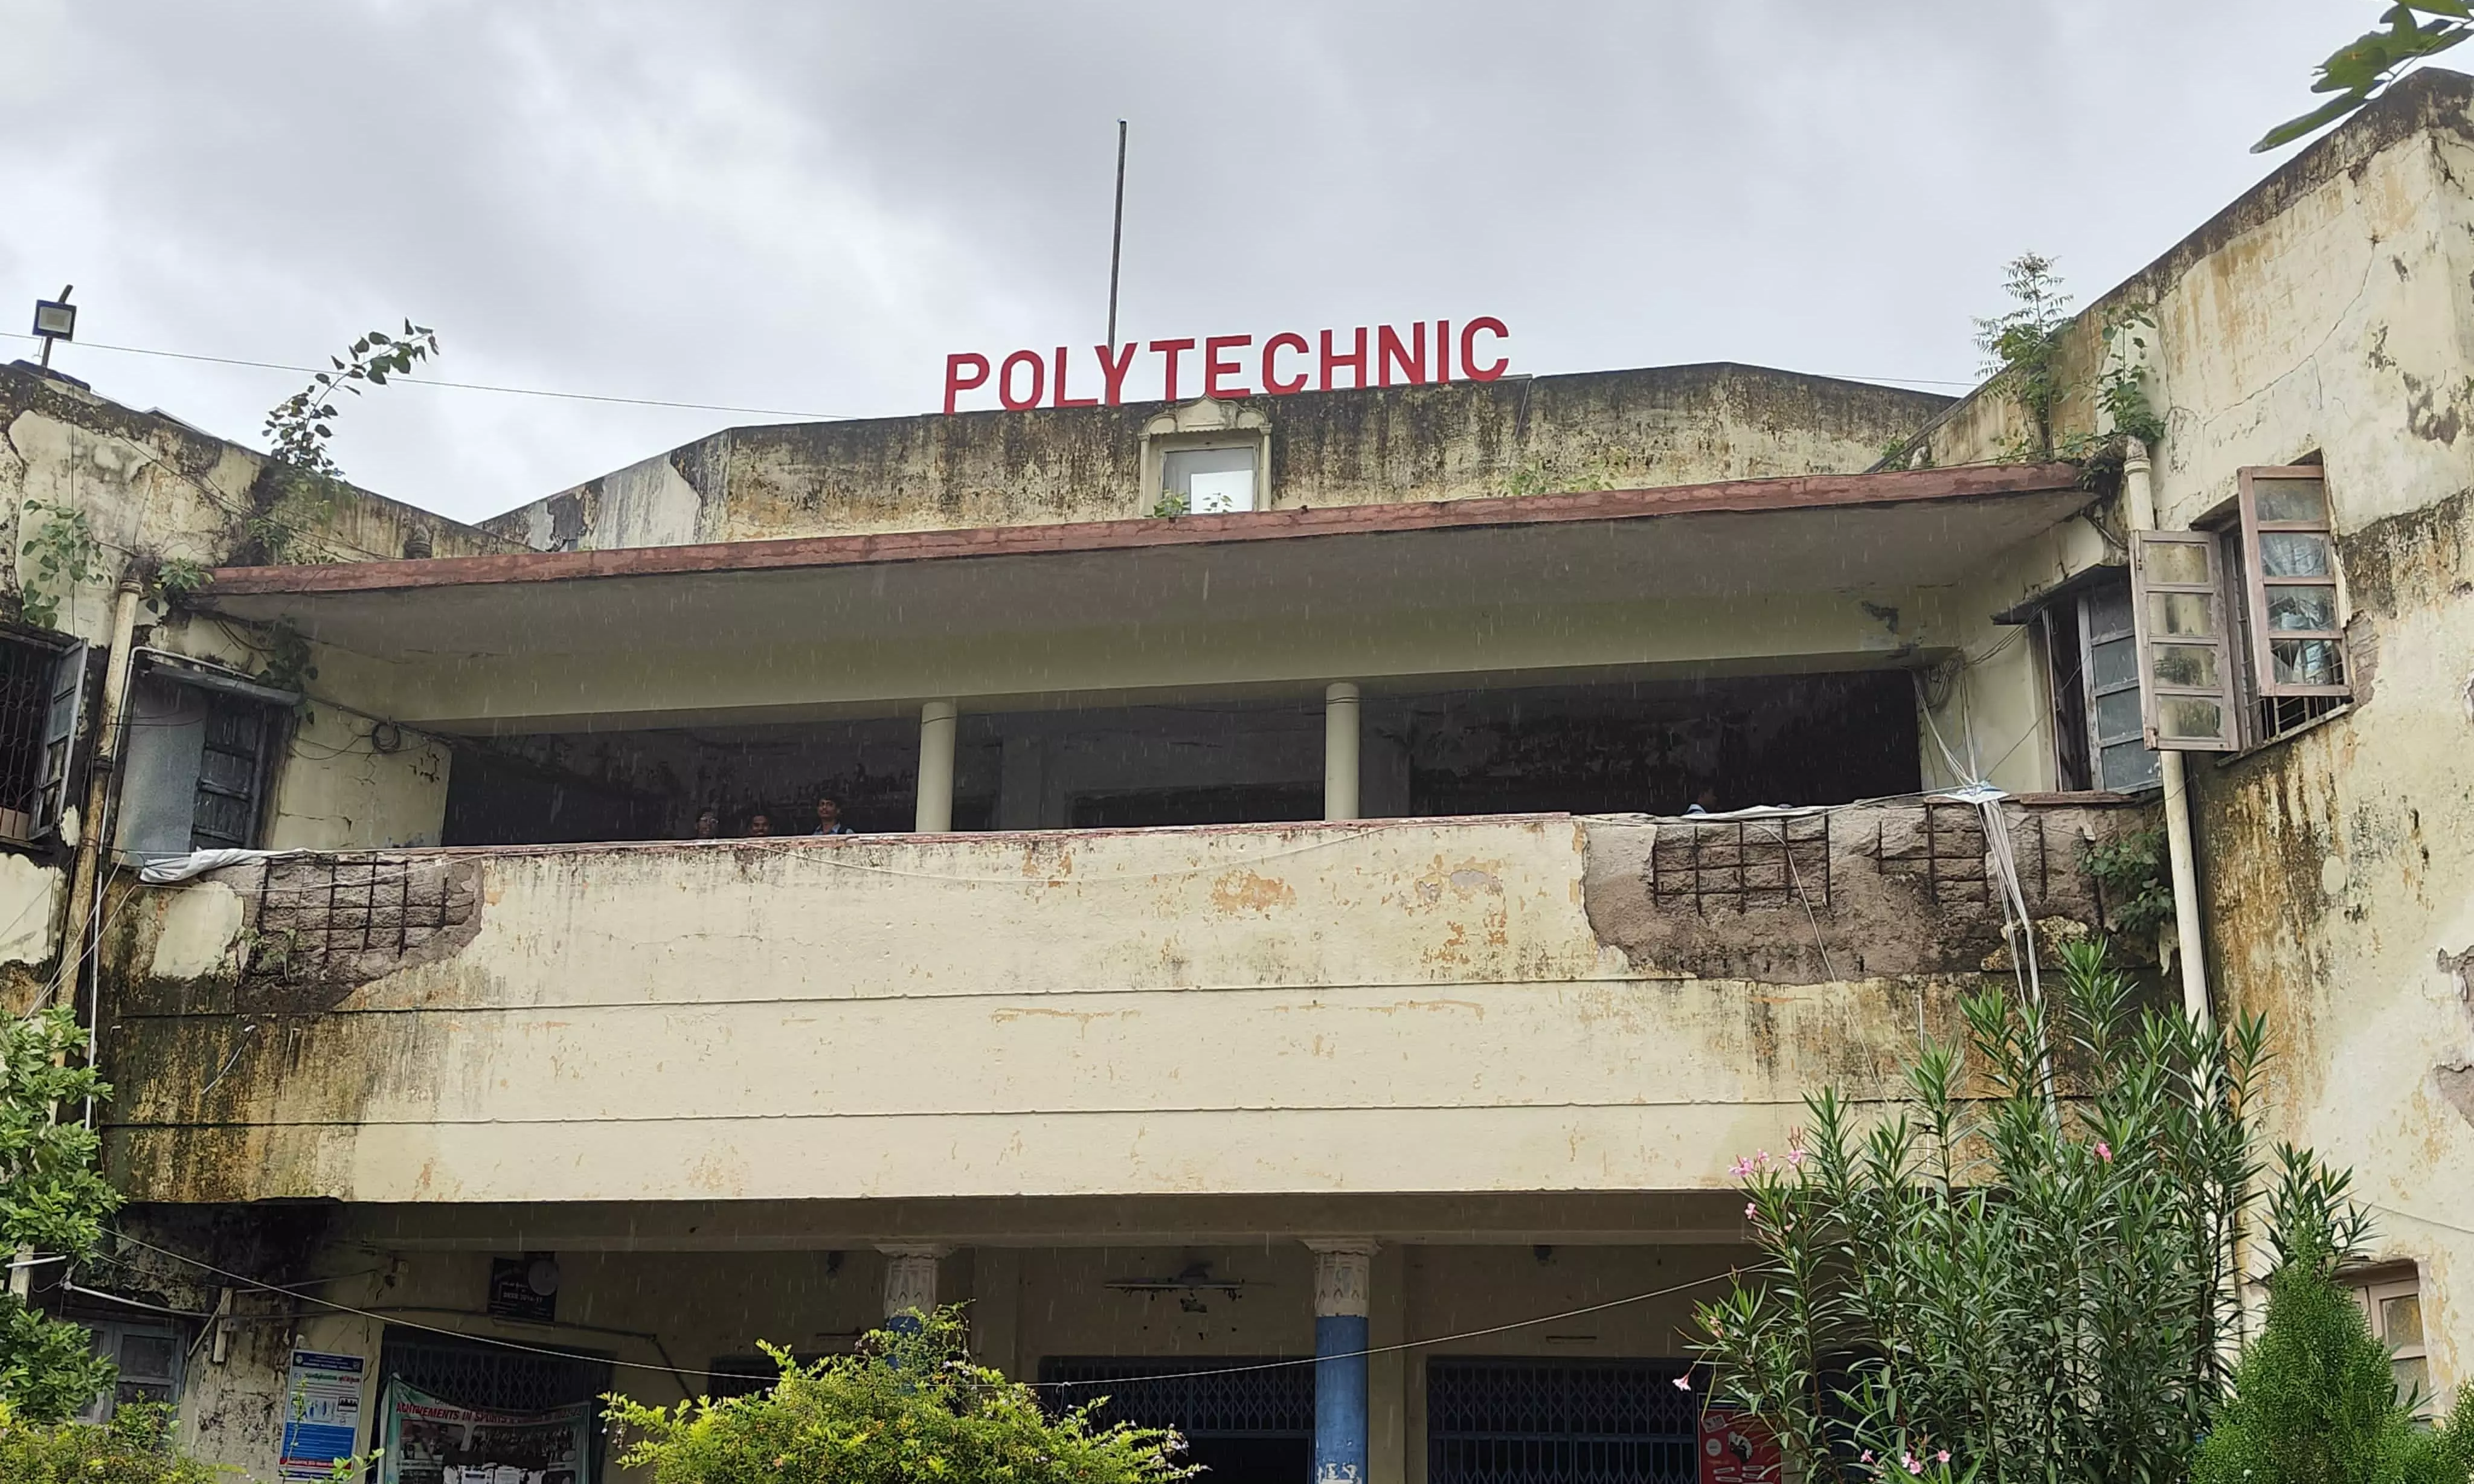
left=30, top=286, right=74, bottom=368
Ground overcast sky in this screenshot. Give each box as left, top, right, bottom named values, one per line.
left=2, top=2, right=2350, bottom=527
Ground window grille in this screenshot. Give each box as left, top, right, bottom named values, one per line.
left=0, top=637, right=54, bottom=832
left=2077, top=582, right=2166, bottom=789
left=1038, top=1357, right=1314, bottom=1438
left=379, top=1330, right=610, bottom=1415
left=76, top=1320, right=183, bottom=1423
left=1426, top=1359, right=1697, bottom=1484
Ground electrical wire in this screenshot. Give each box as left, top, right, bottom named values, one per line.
left=5, top=327, right=1987, bottom=413
left=3, top=330, right=860, bottom=423
left=93, top=1225, right=1736, bottom=1390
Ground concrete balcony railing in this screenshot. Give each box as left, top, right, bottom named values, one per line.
left=102, top=797, right=2152, bottom=1207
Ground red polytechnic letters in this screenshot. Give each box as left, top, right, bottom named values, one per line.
left=943, top=319, right=1507, bottom=414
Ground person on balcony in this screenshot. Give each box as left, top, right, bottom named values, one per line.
left=813, top=795, right=855, bottom=835
left=690, top=808, right=721, bottom=840
left=746, top=812, right=774, bottom=837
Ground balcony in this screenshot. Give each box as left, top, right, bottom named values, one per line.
left=102, top=795, right=2151, bottom=1207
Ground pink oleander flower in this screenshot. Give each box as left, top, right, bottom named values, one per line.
left=2095, top=1140, right=2113, bottom=1163
left=1906, top=1459, right=1924, bottom=1476
left=1755, top=1149, right=1772, bottom=1166
left=1729, top=1155, right=1755, bottom=1178
left=1671, top=1375, right=1691, bottom=1389
left=1786, top=1145, right=1808, bottom=1167
left=1859, top=1451, right=1874, bottom=1464
left=1745, top=1202, right=1758, bottom=1218
left=1936, top=1450, right=1951, bottom=1465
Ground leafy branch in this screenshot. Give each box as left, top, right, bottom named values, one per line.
left=14, top=499, right=103, bottom=632
left=2255, top=1, right=2472, bottom=153
left=263, top=321, right=439, bottom=481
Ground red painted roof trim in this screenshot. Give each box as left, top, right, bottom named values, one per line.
left=203, top=463, right=2086, bottom=597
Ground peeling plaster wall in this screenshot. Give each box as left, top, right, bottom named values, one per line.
left=100, top=805, right=2139, bottom=1208
left=480, top=365, right=1952, bottom=550
left=0, top=364, right=510, bottom=995
left=1927, top=70, right=2474, bottom=1392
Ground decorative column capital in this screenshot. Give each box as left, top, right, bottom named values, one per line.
left=1304, top=1238, right=1375, bottom=1318
left=878, top=1245, right=952, bottom=1320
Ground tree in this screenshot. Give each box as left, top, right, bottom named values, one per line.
left=0, top=1007, right=118, bottom=1423
left=606, top=1306, right=1197, bottom=1484
left=2255, top=3, right=2472, bottom=153
left=1692, top=939, right=2359, bottom=1484
left=2193, top=1222, right=2474, bottom=1484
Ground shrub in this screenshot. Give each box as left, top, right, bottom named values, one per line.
left=606, top=1306, right=1197, bottom=1484
left=0, top=1401, right=220, bottom=1484
left=2193, top=1238, right=2474, bottom=1484
left=1693, top=937, right=2362, bottom=1483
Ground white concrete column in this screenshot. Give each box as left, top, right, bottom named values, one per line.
left=879, top=1244, right=950, bottom=1323
left=915, top=700, right=958, bottom=834
left=1324, top=683, right=1361, bottom=822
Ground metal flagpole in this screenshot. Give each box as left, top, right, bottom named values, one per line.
left=1107, top=120, right=1128, bottom=349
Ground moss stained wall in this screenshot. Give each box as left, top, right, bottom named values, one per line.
left=1926, top=70, right=2474, bottom=1392
left=481, top=364, right=1951, bottom=550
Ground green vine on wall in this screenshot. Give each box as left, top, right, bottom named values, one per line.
left=16, top=499, right=104, bottom=632
left=2086, top=825, right=2176, bottom=939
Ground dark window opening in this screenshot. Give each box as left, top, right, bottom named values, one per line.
left=2040, top=603, right=2092, bottom=792
left=0, top=632, right=88, bottom=845
left=117, top=671, right=286, bottom=856
left=1396, top=672, right=1920, bottom=817
left=437, top=671, right=1924, bottom=848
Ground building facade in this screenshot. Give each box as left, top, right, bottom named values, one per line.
left=1, top=67, right=2467, bottom=1484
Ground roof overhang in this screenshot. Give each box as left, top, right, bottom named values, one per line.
left=197, top=464, right=2093, bottom=730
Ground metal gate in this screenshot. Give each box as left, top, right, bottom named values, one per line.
left=1039, top=1357, right=1314, bottom=1484
left=1426, top=1358, right=1697, bottom=1484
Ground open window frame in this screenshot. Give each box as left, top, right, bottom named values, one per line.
left=2237, top=466, right=2349, bottom=699
left=2127, top=530, right=2241, bottom=752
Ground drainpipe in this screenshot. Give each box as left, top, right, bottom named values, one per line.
left=2119, top=442, right=2211, bottom=1022
left=60, top=577, right=144, bottom=1014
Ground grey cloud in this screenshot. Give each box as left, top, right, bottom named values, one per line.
left=0, top=0, right=2342, bottom=523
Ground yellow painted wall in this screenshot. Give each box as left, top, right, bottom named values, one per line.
left=1926, top=74, right=2474, bottom=1392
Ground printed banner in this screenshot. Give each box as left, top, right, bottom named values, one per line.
left=1698, top=1404, right=1784, bottom=1484
left=379, top=1381, right=591, bottom=1484
left=278, top=1350, right=367, bottom=1483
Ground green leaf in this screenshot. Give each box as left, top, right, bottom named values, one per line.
left=2254, top=91, right=2372, bottom=152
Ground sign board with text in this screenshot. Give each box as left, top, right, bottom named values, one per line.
left=944, top=318, right=1509, bottom=413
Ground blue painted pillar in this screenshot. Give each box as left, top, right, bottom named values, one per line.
left=1309, top=1240, right=1375, bottom=1484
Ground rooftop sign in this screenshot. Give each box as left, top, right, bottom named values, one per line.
left=943, top=318, right=1509, bottom=414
